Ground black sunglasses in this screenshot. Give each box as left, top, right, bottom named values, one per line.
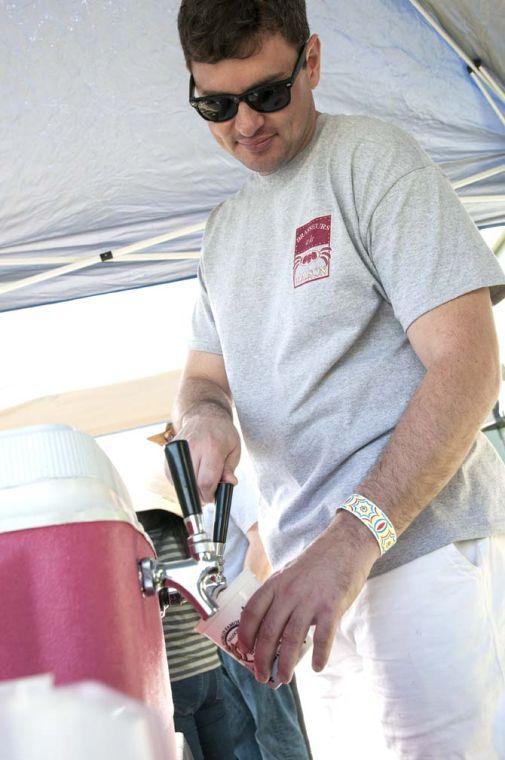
left=189, top=42, right=308, bottom=123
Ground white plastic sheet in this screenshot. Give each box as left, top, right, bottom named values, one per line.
left=0, top=675, right=172, bottom=760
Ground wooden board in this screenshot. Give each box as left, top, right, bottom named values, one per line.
left=0, top=370, right=181, bottom=436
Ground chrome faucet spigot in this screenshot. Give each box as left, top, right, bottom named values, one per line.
left=139, top=554, right=223, bottom=619
left=138, top=440, right=234, bottom=620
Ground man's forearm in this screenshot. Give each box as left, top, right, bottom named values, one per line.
left=173, top=377, right=233, bottom=431
left=357, top=356, right=500, bottom=536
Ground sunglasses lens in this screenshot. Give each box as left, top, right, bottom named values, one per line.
left=196, top=96, right=237, bottom=122
left=247, top=84, right=291, bottom=113
left=193, top=83, right=291, bottom=122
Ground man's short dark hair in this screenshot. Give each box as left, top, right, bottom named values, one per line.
left=178, top=0, right=310, bottom=68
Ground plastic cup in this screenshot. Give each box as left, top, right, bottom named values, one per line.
left=195, top=569, right=311, bottom=689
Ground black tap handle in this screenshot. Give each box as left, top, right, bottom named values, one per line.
left=213, top=482, right=234, bottom=545
left=164, top=440, right=201, bottom=518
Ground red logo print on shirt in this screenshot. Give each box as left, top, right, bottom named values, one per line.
left=293, top=215, right=332, bottom=288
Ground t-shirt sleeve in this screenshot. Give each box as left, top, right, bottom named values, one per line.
left=188, top=260, right=223, bottom=355
left=366, top=163, right=505, bottom=331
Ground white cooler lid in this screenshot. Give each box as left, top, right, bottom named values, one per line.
left=0, top=424, right=152, bottom=542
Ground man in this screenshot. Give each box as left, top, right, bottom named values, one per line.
left=172, top=1, right=505, bottom=755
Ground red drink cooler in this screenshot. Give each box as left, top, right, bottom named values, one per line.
left=0, top=424, right=177, bottom=758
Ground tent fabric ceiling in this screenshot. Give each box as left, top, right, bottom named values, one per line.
left=1, top=0, right=503, bottom=312
left=421, top=0, right=505, bottom=85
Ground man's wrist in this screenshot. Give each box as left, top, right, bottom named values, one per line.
left=336, top=494, right=397, bottom=557
left=328, top=508, right=381, bottom=562
left=179, top=398, right=232, bottom=428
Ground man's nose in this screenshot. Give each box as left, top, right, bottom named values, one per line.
left=234, top=100, right=265, bottom=137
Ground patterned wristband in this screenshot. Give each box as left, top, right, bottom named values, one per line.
left=337, top=494, right=397, bottom=556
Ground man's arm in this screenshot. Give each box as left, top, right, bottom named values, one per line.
left=358, top=287, right=501, bottom=533
left=238, top=287, right=501, bottom=684
left=172, top=350, right=241, bottom=503
left=244, top=523, right=272, bottom=583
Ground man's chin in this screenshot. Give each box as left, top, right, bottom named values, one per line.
left=235, top=145, right=287, bottom=175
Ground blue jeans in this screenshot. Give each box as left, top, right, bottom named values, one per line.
left=219, top=651, right=311, bottom=760
left=171, top=666, right=235, bottom=760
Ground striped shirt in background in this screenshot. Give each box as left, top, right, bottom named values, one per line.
left=147, top=514, right=221, bottom=683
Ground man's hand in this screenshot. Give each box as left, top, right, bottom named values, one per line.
left=237, top=509, right=380, bottom=684
left=175, top=401, right=241, bottom=503
left=169, top=349, right=241, bottom=503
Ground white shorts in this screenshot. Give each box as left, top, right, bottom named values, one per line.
left=296, top=535, right=505, bottom=759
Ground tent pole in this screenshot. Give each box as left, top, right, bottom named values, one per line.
left=406, top=0, right=505, bottom=103
left=459, top=195, right=505, bottom=203
left=493, top=229, right=505, bottom=257
left=477, top=63, right=505, bottom=103
left=0, top=252, right=201, bottom=266
left=469, top=73, right=505, bottom=127
left=452, top=165, right=505, bottom=190
left=0, top=223, right=205, bottom=298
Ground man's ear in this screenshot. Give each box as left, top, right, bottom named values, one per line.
left=305, top=33, right=321, bottom=90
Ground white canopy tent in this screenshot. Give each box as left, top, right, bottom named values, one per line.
left=1, top=0, right=504, bottom=312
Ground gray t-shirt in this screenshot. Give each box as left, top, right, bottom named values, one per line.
left=189, top=113, right=505, bottom=576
